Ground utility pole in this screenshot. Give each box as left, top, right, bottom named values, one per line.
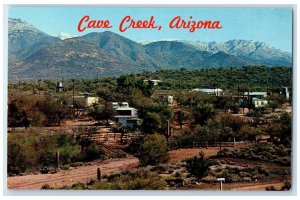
left=247, top=85, right=250, bottom=111
left=72, top=79, right=75, bottom=108
left=271, top=80, right=274, bottom=96
left=167, top=119, right=170, bottom=140
left=32, top=83, right=35, bottom=94
left=213, top=81, right=216, bottom=96
left=38, top=79, right=41, bottom=95
left=242, top=87, right=245, bottom=115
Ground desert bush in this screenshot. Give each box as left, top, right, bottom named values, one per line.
left=202, top=175, right=217, bottom=183
left=61, top=164, right=70, bottom=170
left=81, top=142, right=105, bottom=161
left=136, top=134, right=169, bottom=166
left=7, top=140, right=29, bottom=174
left=70, top=162, right=83, bottom=167
left=215, top=143, right=291, bottom=164
left=93, top=169, right=166, bottom=190
left=185, top=153, right=212, bottom=180
left=7, top=131, right=107, bottom=174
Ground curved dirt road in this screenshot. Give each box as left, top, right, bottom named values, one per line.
left=8, top=157, right=139, bottom=190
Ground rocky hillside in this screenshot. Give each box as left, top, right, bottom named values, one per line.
left=8, top=18, right=292, bottom=80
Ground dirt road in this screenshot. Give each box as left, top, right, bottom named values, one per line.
left=7, top=148, right=219, bottom=190
left=7, top=157, right=139, bottom=190
left=185, top=181, right=285, bottom=191
left=168, top=147, right=219, bottom=163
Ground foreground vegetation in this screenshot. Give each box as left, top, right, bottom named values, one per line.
left=8, top=130, right=107, bottom=175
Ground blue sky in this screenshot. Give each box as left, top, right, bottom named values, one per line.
left=8, top=7, right=293, bottom=52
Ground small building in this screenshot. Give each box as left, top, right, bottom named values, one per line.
left=56, top=81, right=64, bottom=92
left=244, top=92, right=267, bottom=99
left=143, top=79, right=163, bottom=86
left=73, top=96, right=99, bottom=107
left=192, top=88, right=223, bottom=96
left=112, top=102, right=140, bottom=128
left=73, top=93, right=99, bottom=108
left=252, top=98, right=268, bottom=108
left=167, top=95, right=174, bottom=106
left=112, top=102, right=129, bottom=109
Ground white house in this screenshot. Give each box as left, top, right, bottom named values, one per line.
left=244, top=92, right=268, bottom=99
left=167, top=95, right=174, bottom=106
left=112, top=102, right=129, bottom=109
left=73, top=95, right=99, bottom=107
left=112, top=102, right=140, bottom=128
left=192, top=88, right=223, bottom=96
left=252, top=98, right=268, bottom=108
left=143, top=79, right=163, bottom=86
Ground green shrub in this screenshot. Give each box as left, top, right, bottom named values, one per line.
left=93, top=169, right=166, bottom=190
left=70, top=162, right=83, bottom=167
left=136, top=134, right=169, bottom=166
left=185, top=153, right=212, bottom=180
left=61, top=164, right=70, bottom=170
left=202, top=175, right=217, bottom=183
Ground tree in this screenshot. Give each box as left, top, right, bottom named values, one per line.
left=8, top=140, right=29, bottom=174
left=140, top=104, right=174, bottom=138
left=239, top=125, right=260, bottom=143
left=176, top=111, right=185, bottom=133
left=36, top=97, right=72, bottom=126
left=279, top=112, right=291, bottom=145
left=117, top=74, right=137, bottom=90
left=8, top=99, right=22, bottom=129
left=267, top=100, right=281, bottom=112
left=268, top=112, right=292, bottom=145
left=247, top=107, right=266, bottom=126
left=193, top=103, right=215, bottom=125
left=141, top=112, right=162, bottom=134
left=136, top=134, right=169, bottom=166
left=219, top=114, right=244, bottom=139
left=185, top=152, right=211, bottom=179
left=89, top=102, right=117, bottom=124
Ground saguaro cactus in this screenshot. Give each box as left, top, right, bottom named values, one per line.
left=56, top=151, right=60, bottom=169
left=97, top=167, right=101, bottom=181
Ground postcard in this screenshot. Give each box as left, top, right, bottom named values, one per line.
left=6, top=6, right=293, bottom=192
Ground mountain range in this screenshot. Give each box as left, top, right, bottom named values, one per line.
left=8, top=18, right=292, bottom=80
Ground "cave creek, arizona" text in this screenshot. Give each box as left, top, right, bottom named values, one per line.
left=77, top=15, right=223, bottom=33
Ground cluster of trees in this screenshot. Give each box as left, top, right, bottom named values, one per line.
left=8, top=93, right=73, bottom=128
left=140, top=66, right=292, bottom=91
left=8, top=131, right=106, bottom=174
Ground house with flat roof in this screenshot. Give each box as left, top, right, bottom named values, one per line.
left=73, top=94, right=99, bottom=108
left=112, top=102, right=140, bottom=128
left=192, top=88, right=223, bottom=96
left=143, top=79, right=163, bottom=86
left=252, top=98, right=268, bottom=108
left=244, top=92, right=268, bottom=99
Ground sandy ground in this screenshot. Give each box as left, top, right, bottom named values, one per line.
left=7, top=157, right=139, bottom=190
left=168, top=147, right=220, bottom=163
left=182, top=181, right=285, bottom=191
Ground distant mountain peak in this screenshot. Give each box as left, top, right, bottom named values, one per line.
left=8, top=18, right=37, bottom=32
left=55, top=32, right=74, bottom=40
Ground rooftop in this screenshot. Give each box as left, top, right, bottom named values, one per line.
left=192, top=88, right=223, bottom=93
